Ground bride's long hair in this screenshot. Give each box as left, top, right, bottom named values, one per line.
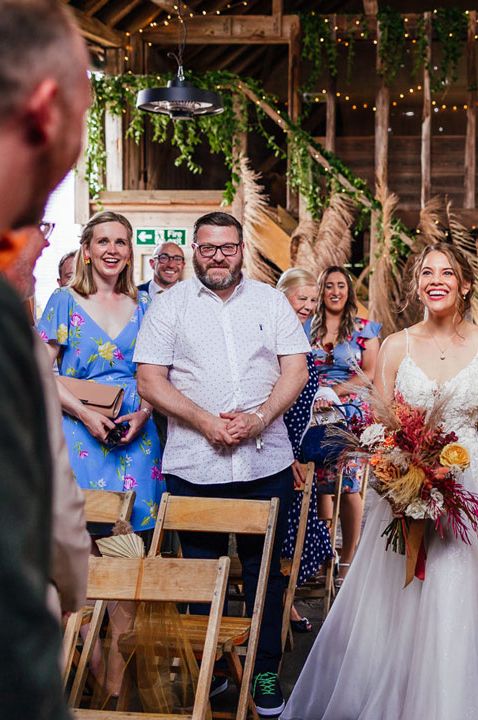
left=407, top=242, right=474, bottom=323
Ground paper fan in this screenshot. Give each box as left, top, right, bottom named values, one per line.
left=96, top=532, right=145, bottom=558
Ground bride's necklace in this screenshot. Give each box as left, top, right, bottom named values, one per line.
left=427, top=328, right=457, bottom=361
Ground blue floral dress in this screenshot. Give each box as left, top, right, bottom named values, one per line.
left=282, top=354, right=333, bottom=586
left=38, top=288, right=164, bottom=531
left=311, top=317, right=381, bottom=494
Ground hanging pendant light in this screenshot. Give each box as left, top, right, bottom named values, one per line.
left=136, top=0, right=224, bottom=121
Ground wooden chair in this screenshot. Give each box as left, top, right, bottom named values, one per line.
left=63, top=490, right=136, bottom=688
left=280, top=462, right=314, bottom=653
left=149, top=493, right=279, bottom=720
left=296, top=459, right=370, bottom=618
left=69, top=555, right=229, bottom=720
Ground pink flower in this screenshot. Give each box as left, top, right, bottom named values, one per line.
left=113, top=348, right=124, bottom=361
left=151, top=465, right=163, bottom=481
left=124, top=474, right=138, bottom=490
left=79, top=450, right=88, bottom=459
left=39, top=329, right=48, bottom=342
left=70, top=312, right=85, bottom=327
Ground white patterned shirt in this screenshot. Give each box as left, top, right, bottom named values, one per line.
left=134, top=275, right=310, bottom=484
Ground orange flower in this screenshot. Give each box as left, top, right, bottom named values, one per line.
left=440, top=443, right=470, bottom=470
left=384, top=435, right=396, bottom=448
left=370, top=453, right=382, bottom=466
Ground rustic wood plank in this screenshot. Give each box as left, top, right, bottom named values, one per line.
left=421, top=12, right=432, bottom=208
left=363, top=0, right=378, bottom=14
left=69, top=6, right=125, bottom=47
left=142, top=14, right=298, bottom=44
left=83, top=0, right=110, bottom=16
left=97, top=190, right=225, bottom=207
left=101, top=0, right=143, bottom=28
left=325, top=16, right=337, bottom=154
left=465, top=11, right=477, bottom=209
left=159, top=496, right=273, bottom=535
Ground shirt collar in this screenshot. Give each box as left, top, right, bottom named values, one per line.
left=193, top=273, right=246, bottom=301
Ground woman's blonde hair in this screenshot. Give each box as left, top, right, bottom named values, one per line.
left=311, top=265, right=358, bottom=343
left=407, top=242, right=474, bottom=322
left=71, top=211, right=137, bottom=299
left=276, top=267, right=318, bottom=295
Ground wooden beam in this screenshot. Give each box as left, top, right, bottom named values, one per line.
left=464, top=11, right=477, bottom=209
left=124, top=6, right=162, bottom=35
left=142, top=15, right=298, bottom=44
left=101, top=0, right=143, bottom=28
left=124, top=34, right=145, bottom=191
left=69, top=6, right=125, bottom=47
left=272, top=0, right=283, bottom=16
left=363, top=0, right=378, bottom=15
left=421, top=12, right=432, bottom=208
left=83, top=0, right=110, bottom=15
left=325, top=16, right=337, bottom=154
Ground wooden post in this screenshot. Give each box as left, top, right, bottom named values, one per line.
left=421, top=12, right=432, bottom=208
left=124, top=34, right=146, bottom=191
left=231, top=95, right=248, bottom=223
left=370, top=12, right=390, bottom=319
left=287, top=17, right=301, bottom=214
left=464, top=11, right=477, bottom=209
left=325, top=16, right=337, bottom=153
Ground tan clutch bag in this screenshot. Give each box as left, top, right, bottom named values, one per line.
left=58, top=376, right=124, bottom=419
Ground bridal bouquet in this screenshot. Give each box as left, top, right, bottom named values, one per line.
left=357, top=394, right=478, bottom=585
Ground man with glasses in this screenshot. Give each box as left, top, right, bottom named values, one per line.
left=138, top=241, right=185, bottom=298
left=135, top=211, right=309, bottom=717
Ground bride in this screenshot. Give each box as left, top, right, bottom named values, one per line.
left=282, top=242, right=478, bottom=720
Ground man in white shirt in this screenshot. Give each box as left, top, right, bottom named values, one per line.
left=137, top=241, right=185, bottom=298
left=135, top=211, right=309, bottom=716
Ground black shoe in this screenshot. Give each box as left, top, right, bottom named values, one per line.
left=210, top=674, right=229, bottom=698
left=252, top=672, right=285, bottom=717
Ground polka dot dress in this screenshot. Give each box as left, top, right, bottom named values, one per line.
left=282, top=354, right=333, bottom=586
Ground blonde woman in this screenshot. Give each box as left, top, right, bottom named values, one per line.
left=277, top=268, right=333, bottom=632
left=38, top=211, right=164, bottom=532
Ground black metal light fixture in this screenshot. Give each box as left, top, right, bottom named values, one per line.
left=136, top=1, right=224, bottom=121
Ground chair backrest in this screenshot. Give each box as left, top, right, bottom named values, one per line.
left=149, top=494, right=277, bottom=557
left=71, top=555, right=230, bottom=720
left=149, top=494, right=279, bottom=720
left=83, top=489, right=135, bottom=524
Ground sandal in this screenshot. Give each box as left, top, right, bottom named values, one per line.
left=290, top=617, right=313, bottom=633
left=334, top=562, right=351, bottom=590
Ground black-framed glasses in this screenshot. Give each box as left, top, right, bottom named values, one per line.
left=154, top=252, right=185, bottom=264
left=192, top=242, right=242, bottom=258
left=39, top=221, right=55, bottom=240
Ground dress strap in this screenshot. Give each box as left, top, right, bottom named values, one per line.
left=404, top=328, right=410, bottom=357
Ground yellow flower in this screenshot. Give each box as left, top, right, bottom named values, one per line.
left=98, top=341, right=116, bottom=362
left=440, top=443, right=470, bottom=470
left=56, top=323, right=68, bottom=344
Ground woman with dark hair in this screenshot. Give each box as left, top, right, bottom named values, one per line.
left=310, top=266, right=381, bottom=585
left=38, top=211, right=164, bottom=533
left=282, top=243, right=478, bottom=719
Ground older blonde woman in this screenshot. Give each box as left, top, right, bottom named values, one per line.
left=278, top=268, right=333, bottom=632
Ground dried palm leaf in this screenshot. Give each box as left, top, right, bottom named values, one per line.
left=368, top=179, right=402, bottom=336
left=314, top=193, right=354, bottom=274
left=445, top=199, right=478, bottom=322
left=417, top=196, right=446, bottom=246
left=95, top=532, right=145, bottom=558
left=289, top=219, right=319, bottom=271
left=240, top=155, right=282, bottom=285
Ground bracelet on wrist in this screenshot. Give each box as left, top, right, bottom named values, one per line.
left=252, top=409, right=266, bottom=430
left=140, top=407, right=152, bottom=418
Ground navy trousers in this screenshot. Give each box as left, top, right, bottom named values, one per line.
left=165, top=468, right=294, bottom=674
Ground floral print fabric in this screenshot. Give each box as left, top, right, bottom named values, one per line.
left=38, top=288, right=164, bottom=530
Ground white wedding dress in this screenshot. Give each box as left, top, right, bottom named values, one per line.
left=282, top=342, right=478, bottom=720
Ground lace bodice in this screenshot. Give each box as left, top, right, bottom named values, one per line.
left=395, top=353, right=478, bottom=450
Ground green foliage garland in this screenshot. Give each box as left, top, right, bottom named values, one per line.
left=377, top=7, right=406, bottom=85
left=300, top=12, right=338, bottom=92
left=431, top=9, right=468, bottom=90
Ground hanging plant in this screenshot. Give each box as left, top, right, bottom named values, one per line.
left=377, top=7, right=406, bottom=85
left=412, top=15, right=429, bottom=79
left=431, top=9, right=468, bottom=91
left=300, top=12, right=338, bottom=93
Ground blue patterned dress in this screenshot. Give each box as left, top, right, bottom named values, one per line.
left=38, top=288, right=164, bottom=531
left=311, top=317, right=381, bottom=494
left=282, top=354, right=333, bottom=586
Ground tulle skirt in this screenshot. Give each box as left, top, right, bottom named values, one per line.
left=281, top=488, right=478, bottom=720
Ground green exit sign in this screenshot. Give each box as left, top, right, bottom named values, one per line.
left=135, top=228, right=188, bottom=246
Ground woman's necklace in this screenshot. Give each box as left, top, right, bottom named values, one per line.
left=427, top=329, right=457, bottom=361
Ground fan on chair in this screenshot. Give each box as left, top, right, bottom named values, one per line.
left=95, top=519, right=145, bottom=558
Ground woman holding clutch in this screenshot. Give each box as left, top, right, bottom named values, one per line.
left=38, top=210, right=164, bottom=532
